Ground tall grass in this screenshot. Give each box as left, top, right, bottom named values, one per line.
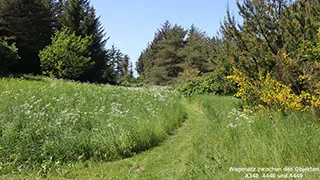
left=187, top=95, right=320, bottom=179
left=0, top=76, right=186, bottom=174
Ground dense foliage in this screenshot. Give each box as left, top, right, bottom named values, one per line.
left=222, top=0, right=320, bottom=115
left=1, top=0, right=320, bottom=177
left=175, top=67, right=236, bottom=97
left=58, top=0, right=112, bottom=83
left=137, top=21, right=216, bottom=85
left=137, top=0, right=319, bottom=111
left=136, top=22, right=237, bottom=94
left=0, top=0, right=53, bottom=74
left=0, top=0, right=132, bottom=84
left=0, top=39, right=19, bottom=74
left=136, top=0, right=319, bottom=112
left=39, top=28, right=93, bottom=80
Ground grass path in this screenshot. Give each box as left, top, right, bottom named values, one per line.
left=41, top=99, right=207, bottom=180
left=5, top=95, right=319, bottom=179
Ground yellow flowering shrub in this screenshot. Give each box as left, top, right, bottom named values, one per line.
left=228, top=67, right=320, bottom=114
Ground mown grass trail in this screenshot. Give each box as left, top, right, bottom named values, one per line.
left=43, top=99, right=208, bottom=180
left=3, top=92, right=320, bottom=179
left=50, top=96, right=320, bottom=180
left=4, top=99, right=208, bottom=179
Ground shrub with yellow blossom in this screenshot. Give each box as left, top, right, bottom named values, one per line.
left=228, top=28, right=320, bottom=117
left=228, top=67, right=320, bottom=115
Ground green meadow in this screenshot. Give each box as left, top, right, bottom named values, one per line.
left=1, top=0, right=320, bottom=179
left=1, top=77, right=319, bottom=179
left=0, top=76, right=186, bottom=175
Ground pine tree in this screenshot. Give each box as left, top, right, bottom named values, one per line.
left=52, top=0, right=64, bottom=31
left=129, top=61, right=133, bottom=77
left=221, top=0, right=288, bottom=77
left=0, top=0, right=54, bottom=74
left=179, top=24, right=212, bottom=73
left=136, top=49, right=147, bottom=76
left=137, top=21, right=187, bottom=85
left=221, top=0, right=320, bottom=93
left=115, top=54, right=131, bottom=82
left=137, top=21, right=171, bottom=83
left=122, top=54, right=130, bottom=76
left=155, top=23, right=187, bottom=83
left=105, top=45, right=124, bottom=84
left=60, top=0, right=89, bottom=35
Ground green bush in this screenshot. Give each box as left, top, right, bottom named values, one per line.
left=120, top=74, right=144, bottom=87
left=39, top=28, right=93, bottom=80
left=0, top=39, right=19, bottom=74
left=175, top=67, right=237, bottom=97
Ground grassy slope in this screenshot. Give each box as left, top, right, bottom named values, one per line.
left=3, top=93, right=320, bottom=179
left=4, top=99, right=206, bottom=179
left=52, top=99, right=208, bottom=179
left=0, top=77, right=186, bottom=175
left=52, top=96, right=320, bottom=180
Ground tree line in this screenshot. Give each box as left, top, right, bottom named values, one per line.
left=0, top=0, right=133, bottom=84
left=1, top=0, right=319, bottom=103
left=137, top=0, right=319, bottom=105
left=136, top=21, right=216, bottom=85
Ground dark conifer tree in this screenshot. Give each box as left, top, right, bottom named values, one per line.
left=0, top=0, right=54, bottom=74
left=105, top=45, right=124, bottom=84
left=136, top=49, right=147, bottom=76
left=137, top=21, right=187, bottom=85
left=129, top=61, right=133, bottom=77
left=179, top=24, right=212, bottom=73
left=122, top=54, right=130, bottom=76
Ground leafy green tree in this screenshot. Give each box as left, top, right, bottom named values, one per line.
left=0, top=0, right=54, bottom=74
left=0, top=39, right=20, bottom=74
left=59, top=0, right=109, bottom=83
left=39, top=28, right=92, bottom=80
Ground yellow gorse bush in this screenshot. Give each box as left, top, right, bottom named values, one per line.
left=227, top=68, right=254, bottom=101
left=228, top=67, right=320, bottom=113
